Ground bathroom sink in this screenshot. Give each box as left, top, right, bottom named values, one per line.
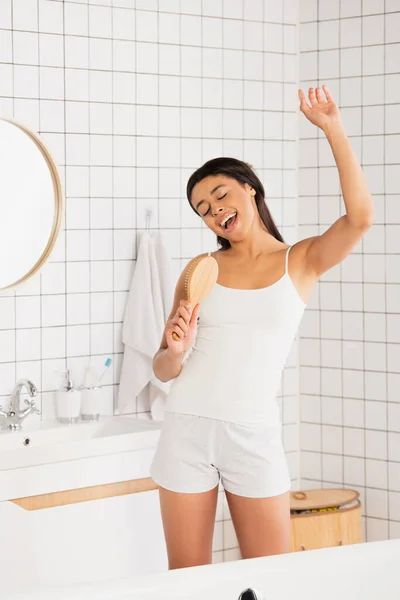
left=0, top=416, right=159, bottom=450
left=0, top=416, right=162, bottom=471
left=6, top=539, right=400, bottom=600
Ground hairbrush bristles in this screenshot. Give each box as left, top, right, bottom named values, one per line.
left=171, top=255, right=218, bottom=342
left=184, top=256, right=202, bottom=293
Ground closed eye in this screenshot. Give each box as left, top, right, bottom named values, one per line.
left=200, top=192, right=227, bottom=217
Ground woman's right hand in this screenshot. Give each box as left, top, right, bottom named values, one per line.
left=165, top=300, right=200, bottom=356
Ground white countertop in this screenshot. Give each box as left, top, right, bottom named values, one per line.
left=4, top=539, right=400, bottom=600
left=0, top=416, right=162, bottom=501
left=0, top=416, right=161, bottom=471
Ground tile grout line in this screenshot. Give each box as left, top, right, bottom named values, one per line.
left=87, top=0, right=92, bottom=368
left=383, top=0, right=390, bottom=539
left=316, top=0, right=323, bottom=492
left=36, top=0, right=43, bottom=417
left=358, top=0, right=369, bottom=542
left=110, top=0, right=116, bottom=414
left=62, top=0, right=68, bottom=403
left=295, top=0, right=302, bottom=490
left=10, top=0, right=17, bottom=403
left=339, top=0, right=345, bottom=498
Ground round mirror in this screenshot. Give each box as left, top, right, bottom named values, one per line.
left=0, top=118, right=63, bottom=292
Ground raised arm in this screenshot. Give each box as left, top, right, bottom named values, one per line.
left=298, top=85, right=374, bottom=277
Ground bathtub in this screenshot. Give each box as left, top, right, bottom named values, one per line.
left=6, top=539, right=400, bottom=600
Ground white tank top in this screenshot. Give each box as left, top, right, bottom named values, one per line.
left=164, top=246, right=307, bottom=425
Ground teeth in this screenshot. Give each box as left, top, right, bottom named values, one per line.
left=221, top=212, right=237, bottom=227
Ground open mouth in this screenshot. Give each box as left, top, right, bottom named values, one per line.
left=220, top=212, right=238, bottom=231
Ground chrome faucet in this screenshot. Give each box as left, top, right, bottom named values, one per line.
left=238, top=589, right=265, bottom=600
left=0, top=379, right=41, bottom=430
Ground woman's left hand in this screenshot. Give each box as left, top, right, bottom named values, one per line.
left=298, top=85, right=341, bottom=132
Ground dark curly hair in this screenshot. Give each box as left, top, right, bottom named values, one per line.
left=186, top=157, right=284, bottom=251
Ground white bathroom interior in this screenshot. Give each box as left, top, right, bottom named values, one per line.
left=0, top=0, right=399, bottom=597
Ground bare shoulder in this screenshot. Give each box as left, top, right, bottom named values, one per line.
left=208, top=249, right=229, bottom=261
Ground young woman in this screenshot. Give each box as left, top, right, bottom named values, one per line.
left=150, top=85, right=374, bottom=569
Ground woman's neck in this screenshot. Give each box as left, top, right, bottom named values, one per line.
left=228, top=228, right=284, bottom=260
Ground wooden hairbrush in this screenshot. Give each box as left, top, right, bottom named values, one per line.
left=172, top=253, right=219, bottom=341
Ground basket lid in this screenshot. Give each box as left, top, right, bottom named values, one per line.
left=290, top=488, right=359, bottom=511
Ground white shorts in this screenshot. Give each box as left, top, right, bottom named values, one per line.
left=150, top=412, right=291, bottom=498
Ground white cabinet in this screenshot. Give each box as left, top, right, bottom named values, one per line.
left=0, top=488, right=167, bottom=587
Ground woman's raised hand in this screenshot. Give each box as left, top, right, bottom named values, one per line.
left=298, top=85, right=341, bottom=132
left=164, top=300, right=200, bottom=356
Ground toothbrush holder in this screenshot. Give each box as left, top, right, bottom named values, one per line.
left=80, top=386, right=105, bottom=421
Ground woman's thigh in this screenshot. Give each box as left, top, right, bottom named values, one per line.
left=225, top=490, right=291, bottom=559
left=158, top=484, right=219, bottom=570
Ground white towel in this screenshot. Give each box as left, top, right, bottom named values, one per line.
left=118, top=231, right=174, bottom=420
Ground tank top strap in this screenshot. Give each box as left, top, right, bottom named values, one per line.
left=285, top=245, right=292, bottom=275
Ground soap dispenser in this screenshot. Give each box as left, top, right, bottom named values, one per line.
left=54, top=369, right=81, bottom=424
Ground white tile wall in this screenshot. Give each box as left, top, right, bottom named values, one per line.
left=299, top=0, right=400, bottom=542
left=0, top=0, right=298, bottom=561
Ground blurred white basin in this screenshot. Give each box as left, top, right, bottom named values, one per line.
left=0, top=416, right=157, bottom=449
left=0, top=416, right=162, bottom=470
left=5, top=539, right=400, bottom=600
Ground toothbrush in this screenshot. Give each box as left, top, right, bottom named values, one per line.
left=97, top=357, right=112, bottom=385
left=84, top=361, right=98, bottom=388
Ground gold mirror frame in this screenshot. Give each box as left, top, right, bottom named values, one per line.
left=0, top=117, right=63, bottom=292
